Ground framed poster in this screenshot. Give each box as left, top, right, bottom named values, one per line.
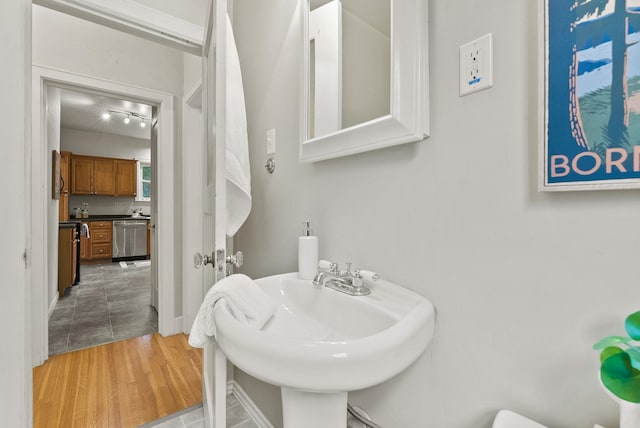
left=541, top=0, right=640, bottom=191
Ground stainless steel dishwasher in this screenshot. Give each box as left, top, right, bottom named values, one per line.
left=112, top=220, right=148, bottom=260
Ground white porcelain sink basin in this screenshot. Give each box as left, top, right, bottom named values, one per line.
left=213, top=272, right=435, bottom=395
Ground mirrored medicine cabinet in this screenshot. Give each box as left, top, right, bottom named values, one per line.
left=300, top=0, right=429, bottom=162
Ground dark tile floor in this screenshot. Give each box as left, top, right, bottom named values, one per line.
left=49, top=261, right=157, bottom=356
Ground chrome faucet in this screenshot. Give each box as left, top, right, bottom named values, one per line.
left=312, top=262, right=378, bottom=296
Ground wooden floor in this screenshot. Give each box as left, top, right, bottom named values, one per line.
left=33, top=333, right=203, bottom=428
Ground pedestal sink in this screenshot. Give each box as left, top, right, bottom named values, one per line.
left=213, top=272, right=436, bottom=428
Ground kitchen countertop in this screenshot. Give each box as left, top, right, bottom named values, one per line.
left=61, top=215, right=150, bottom=224
left=58, top=222, right=79, bottom=229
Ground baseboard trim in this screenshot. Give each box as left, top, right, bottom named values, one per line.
left=227, top=380, right=275, bottom=428
left=48, top=294, right=59, bottom=319
left=174, top=316, right=184, bottom=334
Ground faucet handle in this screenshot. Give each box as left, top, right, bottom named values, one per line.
left=318, top=260, right=332, bottom=270
left=357, top=269, right=380, bottom=282
left=319, top=260, right=340, bottom=274
left=352, top=269, right=364, bottom=288
left=330, top=263, right=339, bottom=274
left=351, top=268, right=378, bottom=292
left=344, top=262, right=352, bottom=274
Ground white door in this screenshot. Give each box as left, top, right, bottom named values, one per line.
left=201, top=0, right=229, bottom=426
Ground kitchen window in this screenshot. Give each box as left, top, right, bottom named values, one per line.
left=136, top=160, right=151, bottom=201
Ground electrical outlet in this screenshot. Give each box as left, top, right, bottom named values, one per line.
left=459, top=33, right=493, bottom=96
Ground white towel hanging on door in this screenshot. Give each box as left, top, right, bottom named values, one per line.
left=225, top=13, right=251, bottom=237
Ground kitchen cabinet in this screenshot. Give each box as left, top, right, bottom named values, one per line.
left=147, top=220, right=151, bottom=257
left=80, top=229, right=90, bottom=260
left=80, top=220, right=113, bottom=262
left=59, top=194, right=69, bottom=221
left=70, top=155, right=115, bottom=195
left=93, top=158, right=116, bottom=195
left=58, top=151, right=71, bottom=221
left=70, top=156, right=94, bottom=194
left=58, top=226, right=77, bottom=297
left=70, top=154, right=137, bottom=197
left=115, top=159, right=137, bottom=197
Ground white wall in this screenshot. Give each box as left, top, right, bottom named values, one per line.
left=32, top=6, right=184, bottom=96
left=232, top=1, right=637, bottom=427
left=0, top=0, right=30, bottom=425
left=184, top=53, right=202, bottom=96
left=47, top=87, right=61, bottom=313
left=61, top=128, right=150, bottom=160
left=33, top=4, right=186, bottom=317
left=132, top=0, right=208, bottom=27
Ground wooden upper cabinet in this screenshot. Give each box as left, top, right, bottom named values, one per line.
left=70, top=154, right=136, bottom=196
left=115, top=160, right=137, bottom=197
left=71, top=157, right=94, bottom=195
left=93, top=158, right=116, bottom=195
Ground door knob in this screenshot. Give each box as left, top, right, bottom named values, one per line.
left=194, top=251, right=215, bottom=269
left=226, top=251, right=244, bottom=268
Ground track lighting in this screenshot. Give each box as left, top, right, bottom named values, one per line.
left=102, top=110, right=150, bottom=127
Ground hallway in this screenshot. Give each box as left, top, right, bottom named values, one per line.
left=48, top=261, right=157, bottom=355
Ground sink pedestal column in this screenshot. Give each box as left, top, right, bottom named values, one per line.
left=281, top=388, right=347, bottom=428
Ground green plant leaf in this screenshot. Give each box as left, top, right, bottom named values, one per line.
left=626, top=311, right=640, bottom=340
left=600, top=350, right=640, bottom=403
left=626, top=346, right=640, bottom=361
left=600, top=346, right=625, bottom=363
left=629, top=346, right=640, bottom=370
left=593, top=336, right=630, bottom=350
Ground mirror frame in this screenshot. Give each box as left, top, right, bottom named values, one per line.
left=300, top=0, right=429, bottom=163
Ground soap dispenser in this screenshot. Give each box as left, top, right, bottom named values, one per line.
left=298, top=221, right=318, bottom=280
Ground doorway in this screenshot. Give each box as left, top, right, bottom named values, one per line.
left=31, top=65, right=177, bottom=366
left=48, top=87, right=157, bottom=355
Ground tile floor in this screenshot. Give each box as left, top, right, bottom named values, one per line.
left=140, top=394, right=258, bottom=428
left=49, top=261, right=157, bottom=355
left=142, top=396, right=370, bottom=428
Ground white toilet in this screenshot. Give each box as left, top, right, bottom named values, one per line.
left=493, top=410, right=548, bottom=428
left=493, top=409, right=608, bottom=428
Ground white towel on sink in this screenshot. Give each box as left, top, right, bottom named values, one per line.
left=188, top=274, right=276, bottom=348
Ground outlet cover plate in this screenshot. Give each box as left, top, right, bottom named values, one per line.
left=459, top=33, right=493, bottom=96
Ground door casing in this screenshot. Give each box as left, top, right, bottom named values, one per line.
left=31, top=65, right=177, bottom=365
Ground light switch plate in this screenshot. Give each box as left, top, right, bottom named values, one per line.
left=459, top=33, right=493, bottom=96
left=266, top=128, right=276, bottom=155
